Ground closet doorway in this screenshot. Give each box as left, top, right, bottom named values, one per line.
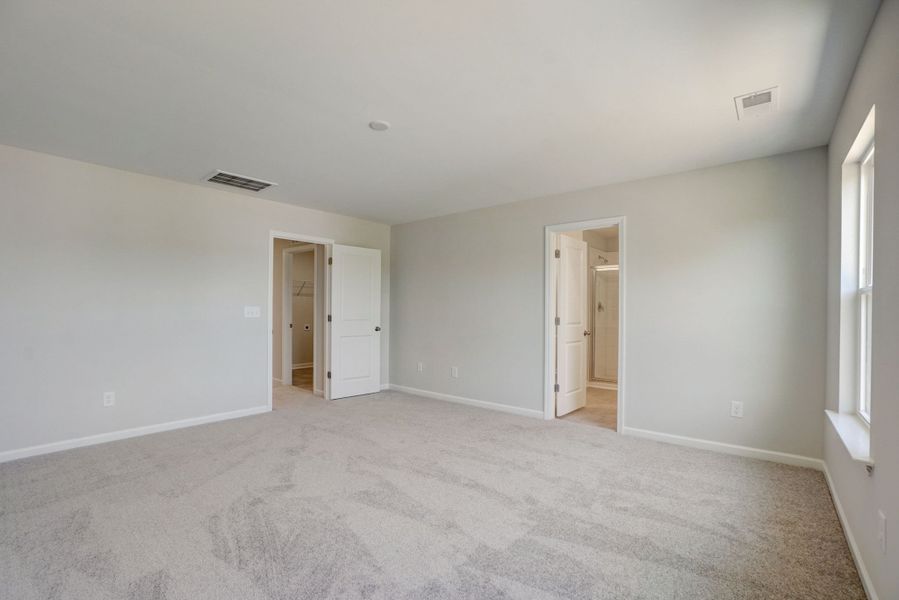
left=284, top=244, right=318, bottom=392
left=268, top=231, right=384, bottom=410
left=272, top=238, right=326, bottom=397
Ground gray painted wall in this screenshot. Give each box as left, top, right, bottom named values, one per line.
left=391, top=148, right=827, bottom=459
left=824, top=1, right=899, bottom=597
left=0, top=144, right=390, bottom=454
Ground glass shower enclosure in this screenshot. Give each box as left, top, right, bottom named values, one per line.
left=590, top=265, right=619, bottom=384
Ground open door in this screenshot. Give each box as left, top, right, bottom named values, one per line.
left=329, top=244, right=381, bottom=399
left=556, top=235, right=588, bottom=416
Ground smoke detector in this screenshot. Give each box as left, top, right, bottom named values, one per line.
left=734, top=87, right=779, bottom=120
left=206, top=170, right=277, bottom=192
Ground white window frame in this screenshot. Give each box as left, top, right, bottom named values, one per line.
left=856, top=143, right=874, bottom=423
left=829, top=105, right=874, bottom=467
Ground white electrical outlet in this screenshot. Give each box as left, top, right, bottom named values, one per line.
left=730, top=401, right=744, bottom=418
left=878, top=510, right=887, bottom=555
left=244, top=305, right=261, bottom=318
left=417, top=362, right=424, bottom=372
left=451, top=366, right=459, bottom=378
left=103, top=391, right=116, bottom=407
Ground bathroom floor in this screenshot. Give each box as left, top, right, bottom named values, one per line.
left=561, top=386, right=617, bottom=430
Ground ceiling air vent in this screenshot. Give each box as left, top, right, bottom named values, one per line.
left=207, top=170, right=276, bottom=192
left=734, top=87, right=779, bottom=120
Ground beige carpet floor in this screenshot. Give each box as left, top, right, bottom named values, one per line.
left=0, top=387, right=863, bottom=599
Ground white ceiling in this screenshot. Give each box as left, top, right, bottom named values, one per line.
left=0, top=1, right=879, bottom=224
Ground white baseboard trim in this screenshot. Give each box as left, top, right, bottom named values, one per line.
left=388, top=384, right=543, bottom=419
left=313, top=388, right=325, bottom=397
left=823, top=463, right=879, bottom=600
left=292, top=363, right=313, bottom=369
left=380, top=383, right=390, bottom=391
left=0, top=405, right=271, bottom=464
left=621, top=426, right=824, bottom=471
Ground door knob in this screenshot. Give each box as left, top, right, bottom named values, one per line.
left=375, top=326, right=381, bottom=332
left=584, top=330, right=591, bottom=336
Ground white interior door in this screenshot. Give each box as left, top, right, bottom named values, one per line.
left=329, top=244, right=381, bottom=399
left=556, top=235, right=588, bottom=416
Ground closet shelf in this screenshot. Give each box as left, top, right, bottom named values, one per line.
left=292, top=280, right=314, bottom=297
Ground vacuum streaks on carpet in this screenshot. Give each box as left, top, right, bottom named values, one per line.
left=0, top=388, right=864, bottom=599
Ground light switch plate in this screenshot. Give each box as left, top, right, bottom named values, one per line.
left=244, top=306, right=261, bottom=318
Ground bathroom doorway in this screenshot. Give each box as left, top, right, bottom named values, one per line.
left=545, top=218, right=624, bottom=431
left=584, top=227, right=619, bottom=429
left=587, top=227, right=620, bottom=388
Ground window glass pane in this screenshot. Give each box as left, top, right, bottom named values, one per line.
left=858, top=144, right=874, bottom=421
left=860, top=147, right=874, bottom=287
left=859, top=291, right=872, bottom=420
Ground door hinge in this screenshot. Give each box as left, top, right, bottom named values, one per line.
left=554, top=249, right=560, bottom=258
left=327, top=314, right=332, bottom=322
left=554, top=383, right=560, bottom=392
left=554, top=316, right=560, bottom=326
left=328, top=257, right=333, bottom=266
left=327, top=371, right=331, bottom=379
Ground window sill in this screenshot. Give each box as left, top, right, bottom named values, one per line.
left=826, top=410, right=873, bottom=467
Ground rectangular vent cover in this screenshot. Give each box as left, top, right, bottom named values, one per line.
left=207, top=171, right=276, bottom=192
left=742, top=91, right=771, bottom=109
left=734, top=87, right=778, bottom=120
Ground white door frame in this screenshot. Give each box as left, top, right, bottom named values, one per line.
left=268, top=230, right=335, bottom=410
left=282, top=244, right=317, bottom=386
left=544, top=217, right=626, bottom=431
